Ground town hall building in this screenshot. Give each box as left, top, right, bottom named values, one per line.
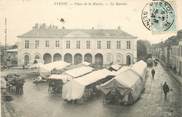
left=17, top=24, right=137, bottom=68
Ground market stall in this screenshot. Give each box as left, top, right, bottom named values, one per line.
left=99, top=61, right=148, bottom=105
left=108, top=64, right=122, bottom=71
left=62, top=69, right=114, bottom=103
left=131, top=60, right=147, bottom=81
left=48, top=74, right=72, bottom=95
left=39, top=61, right=70, bottom=78
left=111, top=66, right=130, bottom=76
left=100, top=69, right=144, bottom=105
left=48, top=66, right=94, bottom=95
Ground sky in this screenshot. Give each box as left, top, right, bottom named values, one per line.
left=0, top=0, right=182, bottom=45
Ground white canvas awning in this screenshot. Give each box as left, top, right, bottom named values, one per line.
left=100, top=69, right=144, bottom=103
left=131, top=60, right=147, bottom=80
left=48, top=74, right=73, bottom=83
left=48, top=66, right=94, bottom=83
left=82, top=61, right=91, bottom=66
left=44, top=61, right=70, bottom=71
left=114, top=69, right=141, bottom=88
left=62, top=69, right=113, bottom=100
left=110, top=64, right=121, bottom=71
left=65, top=66, right=94, bottom=78
left=39, top=61, right=70, bottom=78
left=75, top=69, right=112, bottom=86
left=112, top=66, right=130, bottom=76
left=29, top=63, right=44, bottom=69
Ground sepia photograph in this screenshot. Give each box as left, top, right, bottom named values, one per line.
left=0, top=0, right=182, bottom=117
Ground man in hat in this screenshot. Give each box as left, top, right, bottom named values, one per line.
left=162, top=82, right=170, bottom=100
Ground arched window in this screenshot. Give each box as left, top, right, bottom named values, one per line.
left=95, top=53, right=103, bottom=68
left=64, top=53, right=72, bottom=64
left=35, top=55, right=40, bottom=60
left=53, top=53, right=62, bottom=62
left=126, top=55, right=132, bottom=65
left=84, top=53, right=92, bottom=63
left=43, top=53, right=52, bottom=64
left=24, top=55, right=30, bottom=65
left=74, top=53, right=82, bottom=64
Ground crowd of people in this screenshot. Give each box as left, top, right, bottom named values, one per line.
left=5, top=74, right=25, bottom=95
left=48, top=80, right=63, bottom=95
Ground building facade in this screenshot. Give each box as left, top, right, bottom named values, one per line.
left=170, top=31, right=182, bottom=75
left=170, top=42, right=182, bottom=75
left=17, top=24, right=137, bottom=67
left=151, top=30, right=182, bottom=76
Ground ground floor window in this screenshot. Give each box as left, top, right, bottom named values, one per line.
left=95, top=53, right=103, bottom=68
left=126, top=55, right=132, bottom=65
left=43, top=53, right=52, bottom=64
left=64, top=53, right=72, bottom=64
left=53, top=53, right=62, bottom=62
left=74, top=53, right=82, bottom=64
left=84, top=54, right=92, bottom=63
left=24, top=55, right=30, bottom=65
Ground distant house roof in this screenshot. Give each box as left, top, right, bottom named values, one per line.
left=17, top=24, right=137, bottom=39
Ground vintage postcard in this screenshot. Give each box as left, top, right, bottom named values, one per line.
left=0, top=0, right=182, bottom=117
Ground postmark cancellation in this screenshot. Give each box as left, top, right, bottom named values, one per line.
left=141, top=0, right=176, bottom=33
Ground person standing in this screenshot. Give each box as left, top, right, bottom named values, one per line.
left=151, top=69, right=155, bottom=79
left=162, top=82, right=170, bottom=100
left=154, top=60, right=158, bottom=66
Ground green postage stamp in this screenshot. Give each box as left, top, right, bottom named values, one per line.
left=141, top=0, right=176, bottom=33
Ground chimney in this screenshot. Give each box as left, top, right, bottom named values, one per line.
left=117, top=26, right=121, bottom=30
left=92, top=27, right=94, bottom=30
left=49, top=25, right=52, bottom=29
left=33, top=23, right=39, bottom=30
left=42, top=23, right=46, bottom=28
left=39, top=23, right=46, bottom=29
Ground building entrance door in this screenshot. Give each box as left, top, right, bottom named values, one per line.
left=43, top=53, right=52, bottom=64
left=126, top=55, right=131, bottom=65
left=95, top=53, right=103, bottom=68
left=74, top=54, right=82, bottom=64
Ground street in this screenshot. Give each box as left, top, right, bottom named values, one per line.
left=1, top=63, right=182, bottom=117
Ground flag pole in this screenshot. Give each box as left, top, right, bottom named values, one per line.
left=4, top=17, right=7, bottom=66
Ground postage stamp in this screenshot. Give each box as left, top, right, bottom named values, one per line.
left=141, top=0, right=176, bottom=33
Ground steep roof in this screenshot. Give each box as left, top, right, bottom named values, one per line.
left=17, top=24, right=137, bottom=39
